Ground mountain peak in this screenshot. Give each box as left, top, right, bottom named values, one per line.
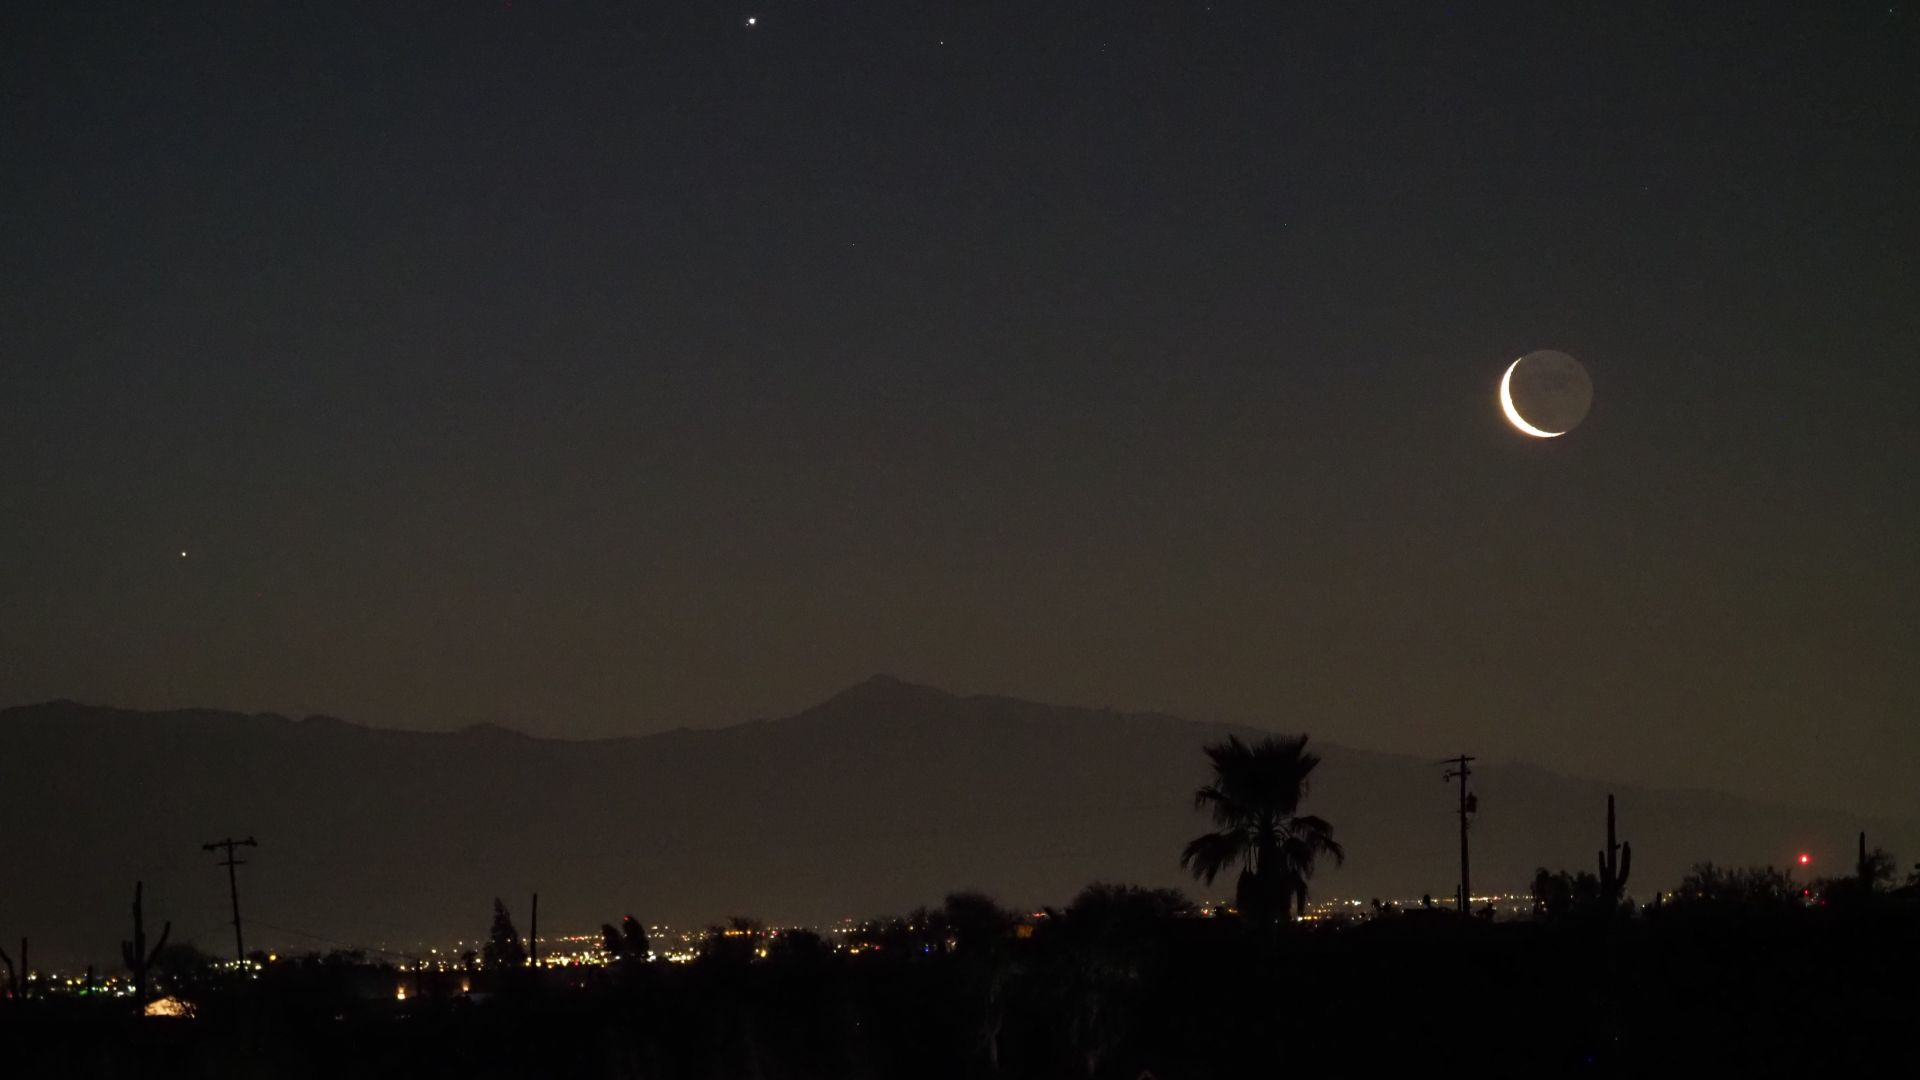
left=824, top=674, right=956, bottom=706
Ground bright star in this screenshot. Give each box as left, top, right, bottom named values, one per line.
left=745, top=16, right=756, bottom=27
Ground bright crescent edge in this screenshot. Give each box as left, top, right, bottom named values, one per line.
left=1499, top=357, right=1565, bottom=438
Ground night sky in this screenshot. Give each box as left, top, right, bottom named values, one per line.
left=3, top=3, right=1915, bottom=815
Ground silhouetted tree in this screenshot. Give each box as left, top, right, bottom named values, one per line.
left=1180, top=734, right=1344, bottom=925
left=483, top=899, right=526, bottom=969
left=698, top=916, right=763, bottom=966
left=1047, top=884, right=1193, bottom=1077
left=1856, top=833, right=1897, bottom=892
left=941, top=891, right=1019, bottom=1072
left=1531, top=868, right=1573, bottom=918
left=764, top=928, right=827, bottom=964
left=942, top=890, right=1014, bottom=955
left=1673, top=863, right=1798, bottom=910
left=0, top=940, right=17, bottom=999
left=1530, top=868, right=1603, bottom=918
left=1818, top=835, right=1899, bottom=905
left=600, top=915, right=651, bottom=968
left=871, top=903, right=945, bottom=952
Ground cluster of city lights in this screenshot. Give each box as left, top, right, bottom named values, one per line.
left=16, top=857, right=1845, bottom=1005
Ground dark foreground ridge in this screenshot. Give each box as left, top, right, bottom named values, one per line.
left=3, top=886, right=1918, bottom=1077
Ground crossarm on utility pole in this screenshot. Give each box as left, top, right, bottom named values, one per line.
left=201, top=836, right=259, bottom=963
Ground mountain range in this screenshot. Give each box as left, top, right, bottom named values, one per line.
left=4, top=675, right=1913, bottom=966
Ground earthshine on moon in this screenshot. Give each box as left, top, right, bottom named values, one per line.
left=1499, top=350, right=1593, bottom=438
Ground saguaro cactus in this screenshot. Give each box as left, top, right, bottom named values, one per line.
left=1597, top=794, right=1632, bottom=906
left=120, top=881, right=171, bottom=1004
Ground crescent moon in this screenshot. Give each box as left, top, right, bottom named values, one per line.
left=1499, top=357, right=1565, bottom=438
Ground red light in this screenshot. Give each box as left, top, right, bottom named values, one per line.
left=1797, top=853, right=1811, bottom=865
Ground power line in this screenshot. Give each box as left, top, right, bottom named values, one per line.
left=243, top=917, right=423, bottom=965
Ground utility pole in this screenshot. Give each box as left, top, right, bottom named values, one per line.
left=202, top=836, right=258, bottom=963
left=1442, top=756, right=1476, bottom=914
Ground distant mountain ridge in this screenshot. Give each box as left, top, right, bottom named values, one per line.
left=4, top=678, right=1913, bottom=966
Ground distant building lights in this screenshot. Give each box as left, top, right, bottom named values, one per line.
left=144, top=996, right=196, bottom=1018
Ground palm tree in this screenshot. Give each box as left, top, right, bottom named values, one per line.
left=1181, top=734, right=1344, bottom=923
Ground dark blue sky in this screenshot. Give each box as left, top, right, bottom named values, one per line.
left=2, top=2, right=1915, bottom=814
